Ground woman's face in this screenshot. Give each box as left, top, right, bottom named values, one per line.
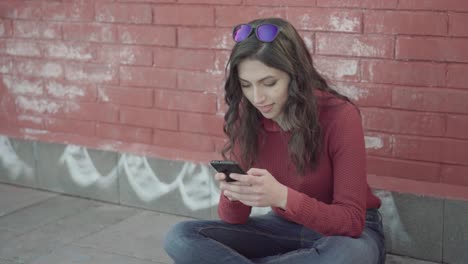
left=237, top=59, right=290, bottom=123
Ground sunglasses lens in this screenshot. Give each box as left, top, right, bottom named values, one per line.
left=257, top=24, right=279, bottom=42
left=233, top=24, right=252, bottom=42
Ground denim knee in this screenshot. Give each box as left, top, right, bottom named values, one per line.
left=163, top=221, right=187, bottom=255
left=163, top=220, right=198, bottom=260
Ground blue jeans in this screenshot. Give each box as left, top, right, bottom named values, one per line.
left=164, top=209, right=385, bottom=264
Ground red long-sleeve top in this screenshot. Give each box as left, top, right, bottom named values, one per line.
left=218, top=92, right=381, bottom=238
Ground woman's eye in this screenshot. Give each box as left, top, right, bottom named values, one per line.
left=241, top=83, right=251, bottom=88
left=264, top=81, right=277, bottom=87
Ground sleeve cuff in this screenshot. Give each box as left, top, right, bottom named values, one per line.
left=220, top=192, right=244, bottom=206
left=218, top=193, right=252, bottom=224
left=279, top=187, right=319, bottom=224
left=284, top=187, right=302, bottom=217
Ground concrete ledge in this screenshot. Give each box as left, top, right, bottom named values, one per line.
left=1, top=135, right=467, bottom=263
left=0, top=183, right=443, bottom=264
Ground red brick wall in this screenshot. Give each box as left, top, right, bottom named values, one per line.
left=1, top=0, right=467, bottom=199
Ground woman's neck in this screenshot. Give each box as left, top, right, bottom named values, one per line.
left=273, top=115, right=292, bottom=131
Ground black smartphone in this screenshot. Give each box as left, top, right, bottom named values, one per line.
left=210, top=160, right=246, bottom=182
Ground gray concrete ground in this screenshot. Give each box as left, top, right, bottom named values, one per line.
left=0, top=183, right=440, bottom=264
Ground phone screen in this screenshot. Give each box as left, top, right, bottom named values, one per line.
left=210, top=160, right=245, bottom=182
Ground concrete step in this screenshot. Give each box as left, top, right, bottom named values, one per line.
left=0, top=183, right=442, bottom=264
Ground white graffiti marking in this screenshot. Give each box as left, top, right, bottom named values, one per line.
left=0, top=136, right=34, bottom=181
left=59, top=145, right=118, bottom=188
left=329, top=15, right=359, bottom=32
left=178, top=162, right=219, bottom=211
left=365, top=136, right=384, bottom=150
left=374, top=190, right=411, bottom=243
left=59, top=147, right=221, bottom=211
left=122, top=154, right=181, bottom=202
left=122, top=155, right=219, bottom=211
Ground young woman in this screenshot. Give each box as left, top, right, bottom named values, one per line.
left=164, top=17, right=385, bottom=264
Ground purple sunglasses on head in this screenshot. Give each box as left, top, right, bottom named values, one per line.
left=232, top=23, right=280, bottom=43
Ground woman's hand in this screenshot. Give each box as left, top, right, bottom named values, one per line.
left=214, top=172, right=250, bottom=202
left=218, top=168, right=288, bottom=209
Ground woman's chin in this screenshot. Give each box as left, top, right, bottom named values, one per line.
left=261, top=112, right=279, bottom=120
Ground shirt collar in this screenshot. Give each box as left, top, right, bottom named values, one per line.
left=261, top=116, right=282, bottom=132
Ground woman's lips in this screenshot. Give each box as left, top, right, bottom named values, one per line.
left=257, top=103, right=274, bottom=113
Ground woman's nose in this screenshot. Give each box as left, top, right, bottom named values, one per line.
left=253, top=87, right=265, bottom=104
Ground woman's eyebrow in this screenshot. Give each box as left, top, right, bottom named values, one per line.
left=239, top=76, right=275, bottom=83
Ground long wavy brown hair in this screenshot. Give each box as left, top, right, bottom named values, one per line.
left=221, top=17, right=351, bottom=175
